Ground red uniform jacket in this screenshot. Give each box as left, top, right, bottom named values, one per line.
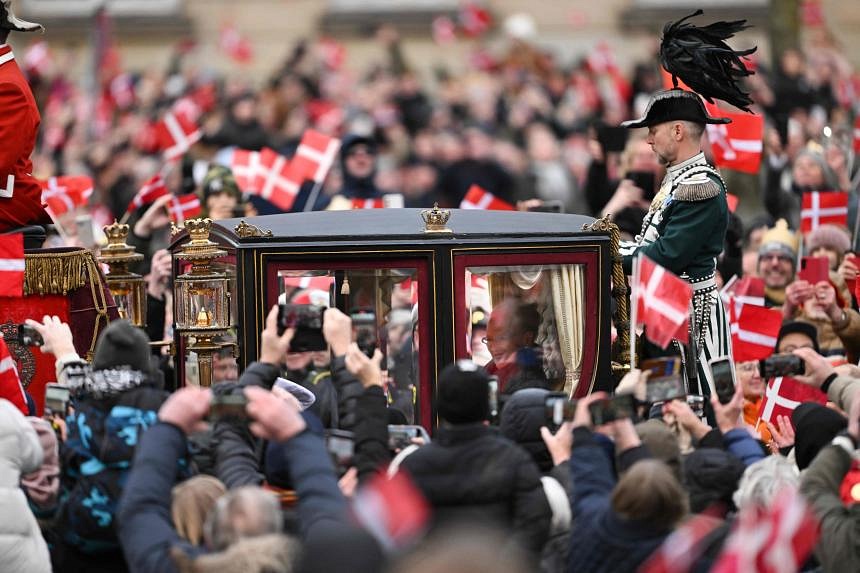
left=0, top=44, right=49, bottom=231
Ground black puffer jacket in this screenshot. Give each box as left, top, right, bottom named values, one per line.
left=398, top=423, right=550, bottom=555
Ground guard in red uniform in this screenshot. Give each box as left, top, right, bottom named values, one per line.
left=0, top=1, right=49, bottom=231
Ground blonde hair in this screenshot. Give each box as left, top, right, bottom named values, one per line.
left=172, top=475, right=227, bottom=546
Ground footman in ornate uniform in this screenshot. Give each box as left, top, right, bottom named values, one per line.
left=618, top=11, right=757, bottom=395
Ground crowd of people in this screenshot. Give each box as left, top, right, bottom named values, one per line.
left=1, top=6, right=860, bottom=573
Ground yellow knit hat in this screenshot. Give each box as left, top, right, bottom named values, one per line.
left=758, top=219, right=799, bottom=259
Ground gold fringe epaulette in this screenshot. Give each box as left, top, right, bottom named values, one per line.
left=24, top=249, right=94, bottom=295
left=674, top=176, right=721, bottom=202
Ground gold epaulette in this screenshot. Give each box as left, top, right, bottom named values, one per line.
left=674, top=173, right=721, bottom=202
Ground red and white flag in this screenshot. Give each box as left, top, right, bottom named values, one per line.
left=640, top=514, right=723, bottom=573
left=460, top=184, right=515, bottom=211
left=317, top=38, right=345, bottom=70
left=800, top=191, right=849, bottom=233
left=168, top=194, right=202, bottom=224
left=283, top=276, right=334, bottom=292
left=712, top=486, right=819, bottom=573
left=155, top=110, right=201, bottom=161
left=459, top=2, right=493, bottom=37
left=634, top=255, right=692, bottom=349
left=0, top=339, right=27, bottom=415
left=853, top=116, right=860, bottom=153
left=39, top=176, right=93, bottom=217
left=721, top=275, right=766, bottom=309
left=730, top=302, right=783, bottom=363
left=288, top=130, right=341, bottom=185
left=705, top=104, right=764, bottom=175
left=219, top=24, right=253, bottom=63
left=258, top=148, right=300, bottom=211
left=126, top=174, right=169, bottom=215
left=231, top=149, right=265, bottom=194
left=110, top=72, right=136, bottom=110
left=0, top=234, right=25, bottom=298
left=757, top=376, right=827, bottom=425
left=352, top=471, right=430, bottom=550
left=351, top=198, right=385, bottom=209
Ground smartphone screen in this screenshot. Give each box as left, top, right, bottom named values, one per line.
left=709, top=357, right=735, bottom=404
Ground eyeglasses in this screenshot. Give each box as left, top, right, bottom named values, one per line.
left=481, top=335, right=511, bottom=345
left=736, top=362, right=758, bottom=373
left=760, top=253, right=793, bottom=264
left=778, top=344, right=814, bottom=353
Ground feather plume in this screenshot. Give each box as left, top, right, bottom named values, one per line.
left=660, top=9, right=756, bottom=112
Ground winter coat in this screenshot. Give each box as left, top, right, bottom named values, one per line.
left=55, top=360, right=168, bottom=561
left=398, top=423, right=551, bottom=554
left=352, top=385, right=391, bottom=482
left=567, top=427, right=669, bottom=573
left=800, top=441, right=860, bottom=573
left=0, top=399, right=52, bottom=573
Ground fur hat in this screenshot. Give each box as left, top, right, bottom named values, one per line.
left=436, top=360, right=490, bottom=424
left=92, top=320, right=154, bottom=374
left=0, top=1, right=43, bottom=33
left=758, top=219, right=800, bottom=262
left=806, top=224, right=851, bottom=258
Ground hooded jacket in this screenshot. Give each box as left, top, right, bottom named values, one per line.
left=0, top=399, right=52, bottom=573
left=335, top=135, right=383, bottom=200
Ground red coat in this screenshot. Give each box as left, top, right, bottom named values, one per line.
left=0, top=44, right=49, bottom=231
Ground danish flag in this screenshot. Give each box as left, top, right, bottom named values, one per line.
left=634, top=255, right=692, bottom=349
left=156, top=110, right=201, bottom=161
left=231, top=149, right=265, bottom=194
left=0, top=338, right=27, bottom=415
left=126, top=174, right=169, bottom=215
left=730, top=302, right=783, bottom=363
left=351, top=198, right=385, bottom=209
left=712, top=486, right=819, bottom=573
left=640, top=513, right=723, bottom=573
left=704, top=103, right=764, bottom=175
left=854, top=116, right=860, bottom=153
left=800, top=191, right=849, bottom=233
left=283, top=276, right=334, bottom=292
left=460, top=184, right=515, bottom=211
left=757, top=376, right=826, bottom=425
left=168, top=194, right=203, bottom=224
left=0, top=234, right=25, bottom=298
left=459, top=2, right=493, bottom=37
left=258, top=148, right=300, bottom=211
left=288, top=130, right=341, bottom=185
left=39, top=176, right=93, bottom=217
left=219, top=24, right=253, bottom=63
left=721, top=275, right=766, bottom=310
left=352, top=470, right=430, bottom=550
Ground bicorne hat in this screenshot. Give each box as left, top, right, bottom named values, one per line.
left=623, top=10, right=756, bottom=129
left=1, top=0, right=43, bottom=33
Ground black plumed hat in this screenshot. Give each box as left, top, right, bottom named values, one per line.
left=622, top=89, right=730, bottom=129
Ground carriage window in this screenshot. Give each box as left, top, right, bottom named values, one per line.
left=278, top=268, right=420, bottom=424
left=463, top=264, right=586, bottom=396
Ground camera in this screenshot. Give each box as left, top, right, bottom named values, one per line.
left=545, top=393, right=576, bottom=426
left=17, top=324, right=43, bottom=347
left=589, top=394, right=636, bottom=426
left=44, top=383, right=70, bottom=416
left=759, top=354, right=804, bottom=379
left=278, top=304, right=327, bottom=352
left=387, top=424, right=431, bottom=451
left=206, top=394, right=249, bottom=423
left=642, top=357, right=685, bottom=403
left=350, top=309, right=377, bottom=358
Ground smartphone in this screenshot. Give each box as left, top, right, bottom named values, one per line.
left=642, top=357, right=685, bottom=403
left=798, top=256, right=830, bottom=285
left=75, top=215, right=95, bottom=249
left=709, top=357, right=736, bottom=404
left=206, top=394, right=250, bottom=423
left=627, top=170, right=656, bottom=201
left=527, top=200, right=564, bottom=213
left=545, top=393, right=576, bottom=426
left=351, top=309, right=378, bottom=358
left=278, top=304, right=327, bottom=352
left=325, top=429, right=355, bottom=476
left=44, top=383, right=70, bottom=415
left=387, top=424, right=431, bottom=451
left=759, top=354, right=805, bottom=379
left=589, top=393, right=636, bottom=426
left=17, top=324, right=44, bottom=347
left=488, top=376, right=499, bottom=423
left=597, top=125, right=629, bottom=153
left=686, top=395, right=705, bottom=419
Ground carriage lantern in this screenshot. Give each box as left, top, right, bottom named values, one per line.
left=99, top=221, right=146, bottom=327
left=174, top=218, right=230, bottom=387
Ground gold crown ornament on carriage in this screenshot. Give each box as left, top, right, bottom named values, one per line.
left=619, top=10, right=757, bottom=399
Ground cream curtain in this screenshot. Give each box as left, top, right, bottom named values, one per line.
left=550, top=266, right=586, bottom=397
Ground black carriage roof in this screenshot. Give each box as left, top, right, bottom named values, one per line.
left=210, top=209, right=601, bottom=243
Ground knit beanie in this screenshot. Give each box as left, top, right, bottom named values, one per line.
left=805, top=224, right=851, bottom=258
left=683, top=448, right=746, bottom=513
left=436, top=360, right=491, bottom=424
left=499, top=388, right=553, bottom=472
left=792, top=402, right=847, bottom=470
left=92, top=320, right=153, bottom=374
left=758, top=219, right=800, bottom=263
left=775, top=321, right=820, bottom=355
